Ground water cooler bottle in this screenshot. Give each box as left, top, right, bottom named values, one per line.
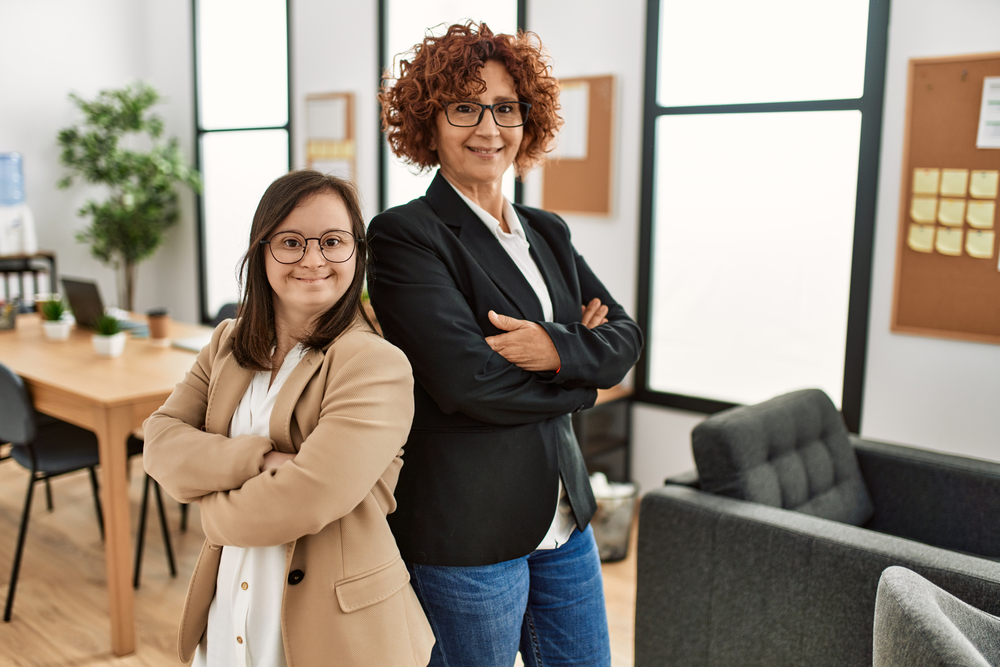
left=0, top=152, right=38, bottom=256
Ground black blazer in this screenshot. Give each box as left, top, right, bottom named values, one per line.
left=367, top=172, right=642, bottom=566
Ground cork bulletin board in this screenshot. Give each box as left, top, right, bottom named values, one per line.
left=542, top=75, right=614, bottom=216
left=892, top=53, right=1000, bottom=344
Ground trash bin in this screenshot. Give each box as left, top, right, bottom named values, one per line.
left=589, top=472, right=638, bottom=562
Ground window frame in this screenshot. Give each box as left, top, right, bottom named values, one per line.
left=634, top=0, right=891, bottom=432
left=191, top=0, right=293, bottom=324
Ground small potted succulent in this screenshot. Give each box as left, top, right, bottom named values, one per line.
left=40, top=299, right=72, bottom=341
left=92, top=313, right=126, bottom=358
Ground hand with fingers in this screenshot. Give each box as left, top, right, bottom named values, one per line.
left=581, top=298, right=608, bottom=329
left=261, top=450, right=295, bottom=472
left=485, top=310, right=561, bottom=372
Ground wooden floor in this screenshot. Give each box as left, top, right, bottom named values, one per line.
left=0, top=455, right=637, bottom=666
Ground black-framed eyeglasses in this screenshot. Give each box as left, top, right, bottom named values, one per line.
left=444, top=101, right=532, bottom=128
left=260, top=231, right=362, bottom=264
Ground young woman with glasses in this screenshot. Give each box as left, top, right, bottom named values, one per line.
left=368, top=22, right=642, bottom=667
left=143, top=170, right=433, bottom=667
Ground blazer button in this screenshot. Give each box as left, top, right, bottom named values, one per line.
left=288, top=569, right=305, bottom=585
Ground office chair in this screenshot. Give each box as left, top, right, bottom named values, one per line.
left=0, top=362, right=104, bottom=622
left=127, top=433, right=176, bottom=588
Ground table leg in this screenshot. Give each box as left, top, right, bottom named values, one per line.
left=93, top=403, right=137, bottom=656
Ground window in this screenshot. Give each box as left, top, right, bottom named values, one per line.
left=193, top=0, right=291, bottom=322
left=378, top=0, right=524, bottom=211
left=636, top=0, right=890, bottom=431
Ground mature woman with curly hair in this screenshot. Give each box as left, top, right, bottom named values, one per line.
left=367, top=21, right=642, bottom=667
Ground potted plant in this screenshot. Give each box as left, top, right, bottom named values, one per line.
left=92, top=314, right=126, bottom=358
left=40, top=299, right=72, bottom=341
left=57, top=82, right=202, bottom=312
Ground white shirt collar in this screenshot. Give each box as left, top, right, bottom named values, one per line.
left=444, top=177, right=526, bottom=243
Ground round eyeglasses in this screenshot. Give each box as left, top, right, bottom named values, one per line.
left=444, top=101, right=532, bottom=128
left=260, top=231, right=362, bottom=264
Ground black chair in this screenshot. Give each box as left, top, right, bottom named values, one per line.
left=0, top=362, right=104, bottom=622
left=127, top=433, right=176, bottom=588
left=211, top=302, right=239, bottom=326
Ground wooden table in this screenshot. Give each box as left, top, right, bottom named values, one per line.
left=0, top=313, right=212, bottom=656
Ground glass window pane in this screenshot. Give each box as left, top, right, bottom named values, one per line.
left=384, top=1, right=517, bottom=209
left=658, top=0, right=869, bottom=106
left=648, top=111, right=861, bottom=406
left=198, top=0, right=288, bottom=130
left=201, top=130, right=289, bottom=316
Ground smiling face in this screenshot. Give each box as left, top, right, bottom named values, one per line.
left=264, top=192, right=356, bottom=332
left=433, top=60, right=524, bottom=195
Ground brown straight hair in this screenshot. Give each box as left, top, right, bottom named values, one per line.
left=230, top=170, right=374, bottom=371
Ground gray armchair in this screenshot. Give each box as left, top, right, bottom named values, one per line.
left=635, top=389, right=1000, bottom=667
left=873, top=566, right=1000, bottom=667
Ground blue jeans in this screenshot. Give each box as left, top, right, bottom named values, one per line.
left=406, top=525, right=611, bottom=667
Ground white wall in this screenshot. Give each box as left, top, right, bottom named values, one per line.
left=861, top=0, right=1000, bottom=464
left=1, top=0, right=199, bottom=323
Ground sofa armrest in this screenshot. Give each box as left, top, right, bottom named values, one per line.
left=664, top=469, right=700, bottom=488
left=852, top=437, right=1000, bottom=558
left=635, top=485, right=1000, bottom=667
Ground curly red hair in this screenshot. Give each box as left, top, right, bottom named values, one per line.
left=379, top=21, right=562, bottom=178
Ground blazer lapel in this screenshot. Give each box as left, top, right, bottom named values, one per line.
left=424, top=172, right=545, bottom=321
left=517, top=208, right=577, bottom=324
left=270, top=346, right=324, bottom=453
left=205, top=354, right=253, bottom=436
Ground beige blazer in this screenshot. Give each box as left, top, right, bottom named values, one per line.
left=143, top=319, right=434, bottom=667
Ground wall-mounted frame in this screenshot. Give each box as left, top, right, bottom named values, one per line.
left=306, top=92, right=355, bottom=181
left=891, top=52, right=1000, bottom=344
left=542, top=75, right=614, bottom=216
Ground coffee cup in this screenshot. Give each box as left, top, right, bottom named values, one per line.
left=147, top=308, right=171, bottom=347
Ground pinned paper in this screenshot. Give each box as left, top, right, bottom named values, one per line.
left=912, top=168, right=940, bottom=195
left=935, top=227, right=963, bottom=256
left=966, top=230, right=995, bottom=259
left=938, top=198, right=967, bottom=226
left=967, top=201, right=996, bottom=229
left=911, top=196, right=938, bottom=223
left=907, top=224, right=935, bottom=253
left=940, top=169, right=969, bottom=197
left=970, top=170, right=999, bottom=199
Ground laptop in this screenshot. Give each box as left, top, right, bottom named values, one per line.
left=61, top=277, right=147, bottom=333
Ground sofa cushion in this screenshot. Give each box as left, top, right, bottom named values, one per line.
left=692, top=389, right=874, bottom=525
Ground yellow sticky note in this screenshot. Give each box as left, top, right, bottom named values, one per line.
left=935, top=227, right=963, bottom=256
left=938, top=198, right=967, bottom=226
left=907, top=224, right=935, bottom=253
left=970, top=170, right=999, bottom=199
left=966, top=230, right=995, bottom=259
left=913, top=168, right=940, bottom=194
left=967, top=201, right=996, bottom=229
left=911, top=196, right=938, bottom=223
left=939, top=169, right=969, bottom=197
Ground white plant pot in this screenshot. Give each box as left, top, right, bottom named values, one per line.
left=42, top=320, right=72, bottom=341
left=92, top=332, right=127, bottom=358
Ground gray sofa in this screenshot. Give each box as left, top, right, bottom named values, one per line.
left=634, top=389, right=1000, bottom=667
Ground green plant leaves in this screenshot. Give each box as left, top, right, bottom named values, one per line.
left=57, top=81, right=202, bottom=277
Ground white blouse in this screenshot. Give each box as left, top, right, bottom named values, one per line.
left=192, top=344, right=307, bottom=667
left=447, top=180, right=577, bottom=550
